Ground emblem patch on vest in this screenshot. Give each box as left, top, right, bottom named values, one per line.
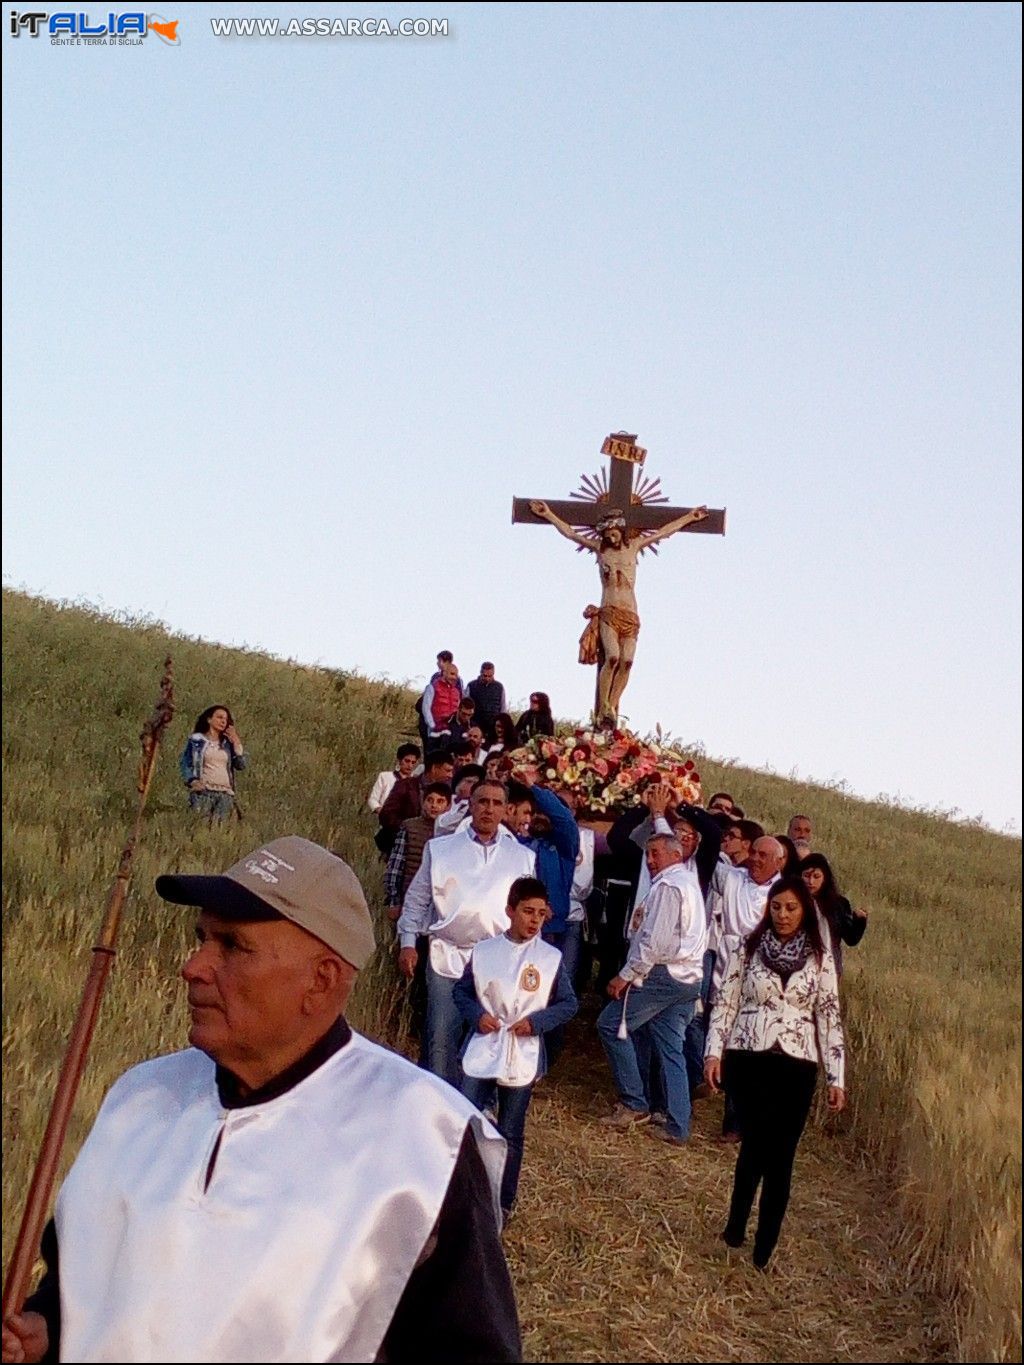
left=519, top=964, right=541, bottom=992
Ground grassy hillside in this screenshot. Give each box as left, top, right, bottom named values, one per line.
left=2, top=589, right=1020, bottom=1361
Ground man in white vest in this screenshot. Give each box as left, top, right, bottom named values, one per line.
left=596, top=834, right=707, bottom=1147
left=397, top=781, right=536, bottom=1089
left=707, top=836, right=787, bottom=997
left=2, top=838, right=521, bottom=1365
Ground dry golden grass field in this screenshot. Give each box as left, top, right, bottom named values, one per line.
left=2, top=590, right=1020, bottom=1361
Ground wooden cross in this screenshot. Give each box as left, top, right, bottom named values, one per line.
left=511, top=432, right=727, bottom=540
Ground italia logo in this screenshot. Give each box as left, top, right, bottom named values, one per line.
left=9, top=11, right=181, bottom=43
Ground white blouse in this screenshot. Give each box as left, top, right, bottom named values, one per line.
left=705, top=941, right=846, bottom=1089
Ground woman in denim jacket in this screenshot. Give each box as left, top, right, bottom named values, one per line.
left=180, top=704, right=248, bottom=820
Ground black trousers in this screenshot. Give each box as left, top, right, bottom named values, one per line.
left=725, top=1048, right=818, bottom=1261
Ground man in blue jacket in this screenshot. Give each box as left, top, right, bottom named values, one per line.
left=504, top=774, right=579, bottom=1061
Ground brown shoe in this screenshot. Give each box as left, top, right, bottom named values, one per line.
left=599, top=1103, right=652, bottom=1130
left=646, top=1125, right=688, bottom=1147
left=716, top=1130, right=741, bottom=1145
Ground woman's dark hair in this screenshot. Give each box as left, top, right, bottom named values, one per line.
left=800, top=852, right=843, bottom=911
left=493, top=713, right=517, bottom=745
left=422, top=781, right=453, bottom=802
left=193, top=704, right=234, bottom=734
left=773, top=834, right=803, bottom=877
left=397, top=742, right=421, bottom=762
left=747, top=876, right=826, bottom=962
left=530, top=691, right=552, bottom=716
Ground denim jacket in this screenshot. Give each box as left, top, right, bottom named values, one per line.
left=179, top=734, right=249, bottom=790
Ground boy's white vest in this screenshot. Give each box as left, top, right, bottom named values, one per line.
left=426, top=824, right=535, bottom=978
left=55, top=1036, right=504, bottom=1363
left=462, top=933, right=562, bottom=1087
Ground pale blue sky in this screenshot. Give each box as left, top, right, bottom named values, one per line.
left=3, top=3, right=1021, bottom=830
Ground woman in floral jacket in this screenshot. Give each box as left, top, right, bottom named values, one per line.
left=704, top=875, right=845, bottom=1269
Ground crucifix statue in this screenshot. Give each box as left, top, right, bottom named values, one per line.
left=512, top=432, right=726, bottom=725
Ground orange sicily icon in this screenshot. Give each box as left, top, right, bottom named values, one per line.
left=149, top=17, right=180, bottom=44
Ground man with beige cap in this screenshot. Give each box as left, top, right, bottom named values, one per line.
left=2, top=838, right=521, bottom=1365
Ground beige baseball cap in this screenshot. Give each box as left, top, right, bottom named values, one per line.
left=156, top=836, right=376, bottom=969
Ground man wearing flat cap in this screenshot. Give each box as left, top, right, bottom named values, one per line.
left=2, top=838, right=521, bottom=1365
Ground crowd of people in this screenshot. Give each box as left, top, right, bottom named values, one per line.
left=2, top=651, right=869, bottom=1364
left=367, top=650, right=869, bottom=1260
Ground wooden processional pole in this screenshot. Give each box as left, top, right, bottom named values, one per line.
left=1, top=658, right=175, bottom=1321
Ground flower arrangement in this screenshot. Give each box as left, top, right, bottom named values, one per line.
left=503, top=727, right=701, bottom=817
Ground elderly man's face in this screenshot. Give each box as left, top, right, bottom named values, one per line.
left=182, top=912, right=326, bottom=1076
left=788, top=816, right=812, bottom=844
left=747, top=837, right=784, bottom=886
left=672, top=818, right=700, bottom=860
left=645, top=839, right=683, bottom=878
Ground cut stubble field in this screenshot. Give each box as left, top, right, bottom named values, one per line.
left=2, top=591, right=1020, bottom=1362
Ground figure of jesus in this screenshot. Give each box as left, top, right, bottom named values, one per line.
left=529, top=499, right=709, bottom=723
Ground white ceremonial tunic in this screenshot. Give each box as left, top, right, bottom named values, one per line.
left=620, top=862, right=707, bottom=986
left=55, top=1035, right=505, bottom=1364
left=625, top=817, right=700, bottom=934
left=567, top=826, right=595, bottom=924
left=423, top=825, right=536, bottom=979
left=462, top=934, right=563, bottom=1087
left=708, top=864, right=773, bottom=996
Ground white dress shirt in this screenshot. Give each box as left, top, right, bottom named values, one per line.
left=366, top=770, right=398, bottom=813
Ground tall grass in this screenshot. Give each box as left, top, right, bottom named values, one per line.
left=2, top=589, right=1020, bottom=1360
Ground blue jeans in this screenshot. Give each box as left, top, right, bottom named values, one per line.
left=462, top=1076, right=534, bottom=1214
left=683, top=948, right=716, bottom=1094
left=597, top=966, right=700, bottom=1140
left=424, top=966, right=467, bottom=1090
left=189, top=790, right=235, bottom=821
left=635, top=1026, right=667, bottom=1113
left=541, top=925, right=581, bottom=1069
left=559, top=922, right=584, bottom=994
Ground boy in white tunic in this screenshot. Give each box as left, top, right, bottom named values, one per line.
left=453, top=878, right=578, bottom=1220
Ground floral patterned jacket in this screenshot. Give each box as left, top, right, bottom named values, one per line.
left=705, top=941, right=846, bottom=1089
